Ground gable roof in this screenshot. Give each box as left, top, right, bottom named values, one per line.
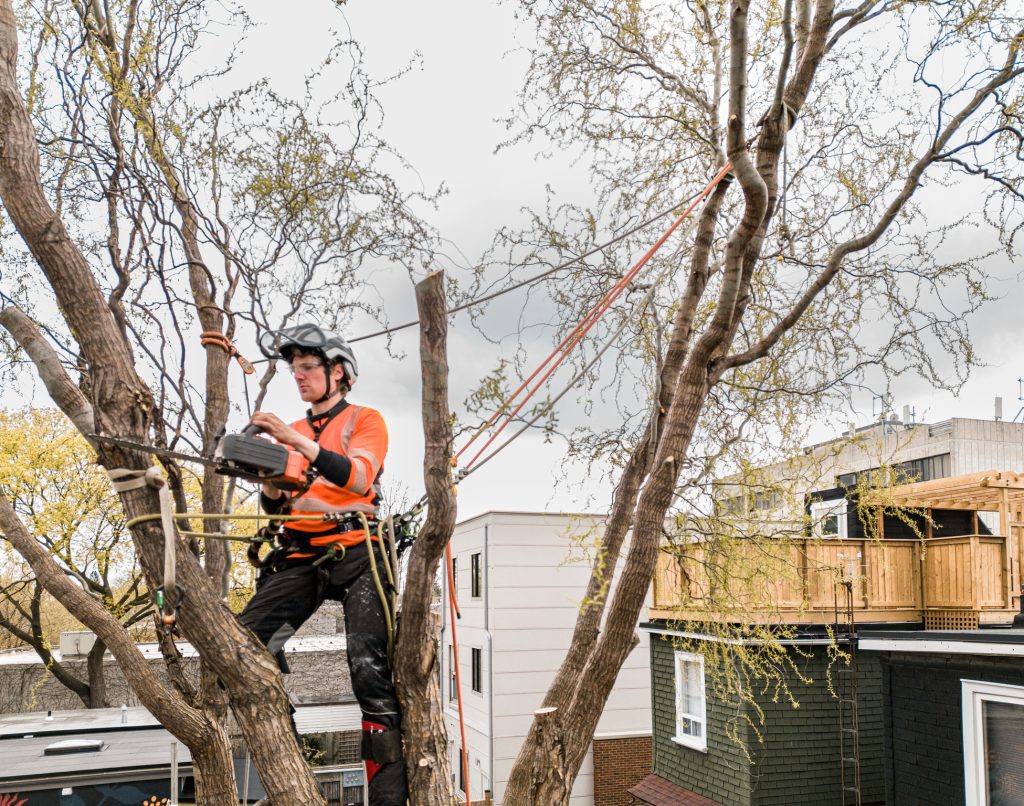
left=627, top=774, right=725, bottom=806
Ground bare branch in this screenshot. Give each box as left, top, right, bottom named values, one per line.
left=0, top=305, right=94, bottom=437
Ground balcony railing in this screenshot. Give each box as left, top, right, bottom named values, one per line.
left=651, top=533, right=1017, bottom=626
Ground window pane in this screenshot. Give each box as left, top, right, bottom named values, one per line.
left=472, top=647, right=482, bottom=692
left=682, top=670, right=701, bottom=713
left=471, top=553, right=482, bottom=598
left=984, top=700, right=1024, bottom=805
left=679, top=717, right=703, bottom=738
left=678, top=660, right=702, bottom=714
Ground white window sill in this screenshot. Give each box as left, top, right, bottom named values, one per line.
left=670, top=735, right=707, bottom=753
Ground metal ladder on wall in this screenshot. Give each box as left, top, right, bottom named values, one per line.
left=836, top=554, right=862, bottom=806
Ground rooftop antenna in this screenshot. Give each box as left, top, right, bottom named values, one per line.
left=902, top=404, right=916, bottom=426
left=1013, top=379, right=1024, bottom=424
left=871, top=394, right=888, bottom=420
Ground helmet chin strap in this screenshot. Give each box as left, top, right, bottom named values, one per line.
left=315, top=363, right=334, bottom=405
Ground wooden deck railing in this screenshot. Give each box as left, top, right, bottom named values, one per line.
left=651, top=534, right=1016, bottom=625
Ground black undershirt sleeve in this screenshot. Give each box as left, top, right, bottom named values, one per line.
left=260, top=491, right=289, bottom=514
left=311, top=447, right=353, bottom=488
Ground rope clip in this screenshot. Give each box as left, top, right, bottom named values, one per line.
left=312, top=544, right=346, bottom=568
left=154, top=584, right=186, bottom=627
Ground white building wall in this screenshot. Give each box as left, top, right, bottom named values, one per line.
left=723, top=417, right=1024, bottom=528
left=948, top=419, right=1024, bottom=476
left=441, top=511, right=652, bottom=806
left=801, top=417, right=1024, bottom=491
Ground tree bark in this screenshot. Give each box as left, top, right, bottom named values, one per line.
left=393, top=270, right=459, bottom=804
left=86, top=637, right=108, bottom=708
left=0, top=491, right=238, bottom=805
left=0, top=5, right=324, bottom=802
left=0, top=306, right=94, bottom=437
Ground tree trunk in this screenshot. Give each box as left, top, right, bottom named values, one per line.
left=86, top=637, right=108, bottom=708
left=0, top=6, right=323, bottom=802
left=190, top=707, right=240, bottom=805
left=393, top=270, right=459, bottom=804
left=0, top=492, right=239, bottom=805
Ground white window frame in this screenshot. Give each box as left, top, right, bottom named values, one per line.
left=811, top=498, right=848, bottom=539
left=962, top=678, right=1024, bottom=805
left=672, top=650, right=707, bottom=752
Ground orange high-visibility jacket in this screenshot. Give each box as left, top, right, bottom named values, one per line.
left=288, top=403, right=388, bottom=547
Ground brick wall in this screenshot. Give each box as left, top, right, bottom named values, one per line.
left=650, top=634, right=886, bottom=806
left=881, top=652, right=1024, bottom=806
left=593, top=735, right=652, bottom=806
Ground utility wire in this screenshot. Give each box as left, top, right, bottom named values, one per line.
left=461, top=238, right=684, bottom=480
left=349, top=191, right=707, bottom=344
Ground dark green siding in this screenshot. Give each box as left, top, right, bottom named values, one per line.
left=650, top=635, right=885, bottom=806
left=651, top=636, right=753, bottom=806
left=882, top=652, right=1024, bottom=806
left=748, top=649, right=884, bottom=806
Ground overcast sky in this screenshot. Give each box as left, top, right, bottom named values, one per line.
left=6, top=1, right=1022, bottom=520
left=232, top=0, right=615, bottom=519
left=234, top=2, right=1023, bottom=519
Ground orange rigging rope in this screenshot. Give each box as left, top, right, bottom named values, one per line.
left=442, top=162, right=733, bottom=803
left=455, top=161, right=734, bottom=474
left=446, top=542, right=472, bottom=804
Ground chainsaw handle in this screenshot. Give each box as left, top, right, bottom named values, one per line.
left=241, top=423, right=266, bottom=437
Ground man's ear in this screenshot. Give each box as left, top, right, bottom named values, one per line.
left=331, top=362, right=346, bottom=384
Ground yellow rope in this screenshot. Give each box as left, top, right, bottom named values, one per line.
left=177, top=530, right=253, bottom=542
left=360, top=513, right=396, bottom=661
left=125, top=511, right=329, bottom=530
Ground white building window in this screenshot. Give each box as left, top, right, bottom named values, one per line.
left=471, top=552, right=482, bottom=598
left=963, top=679, right=1024, bottom=805
left=811, top=498, right=848, bottom=538
left=471, top=647, right=482, bottom=693
left=673, top=651, right=707, bottom=751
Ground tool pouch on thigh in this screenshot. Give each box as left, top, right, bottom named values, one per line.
left=361, top=722, right=403, bottom=765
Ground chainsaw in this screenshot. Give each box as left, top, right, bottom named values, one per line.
left=89, top=425, right=311, bottom=491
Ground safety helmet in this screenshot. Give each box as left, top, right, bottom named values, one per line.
left=258, top=323, right=359, bottom=387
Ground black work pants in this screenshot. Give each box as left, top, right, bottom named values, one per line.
left=238, top=540, right=407, bottom=805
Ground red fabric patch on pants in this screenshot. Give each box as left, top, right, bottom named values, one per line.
left=362, top=719, right=388, bottom=783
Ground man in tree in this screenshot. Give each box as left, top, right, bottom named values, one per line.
left=241, top=324, right=406, bottom=806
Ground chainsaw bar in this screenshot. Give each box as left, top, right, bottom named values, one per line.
left=88, top=434, right=220, bottom=468
left=90, top=431, right=306, bottom=490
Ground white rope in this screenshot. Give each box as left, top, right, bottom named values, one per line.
left=107, top=466, right=178, bottom=615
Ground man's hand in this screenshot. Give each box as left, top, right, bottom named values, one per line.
left=249, top=411, right=298, bottom=444
left=250, top=411, right=321, bottom=462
